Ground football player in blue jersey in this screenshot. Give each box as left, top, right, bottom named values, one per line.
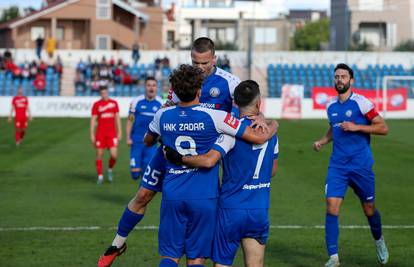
left=126, top=76, right=163, bottom=180
left=97, top=37, right=267, bottom=267
left=313, top=63, right=389, bottom=267
left=164, top=80, right=279, bottom=267
left=144, top=65, right=277, bottom=267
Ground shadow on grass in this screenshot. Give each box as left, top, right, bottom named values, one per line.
left=90, top=190, right=130, bottom=205
left=266, top=239, right=323, bottom=267
left=62, top=171, right=95, bottom=183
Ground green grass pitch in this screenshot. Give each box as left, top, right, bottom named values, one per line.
left=0, top=118, right=413, bottom=267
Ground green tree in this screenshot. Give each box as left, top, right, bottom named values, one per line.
left=292, top=19, right=329, bottom=50
left=394, top=40, right=414, bottom=51
left=1, top=6, right=20, bottom=23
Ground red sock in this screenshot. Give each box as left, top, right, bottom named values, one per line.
left=109, top=157, right=116, bottom=169
left=20, top=130, right=25, bottom=140
left=15, top=131, right=21, bottom=143
left=96, top=159, right=103, bottom=176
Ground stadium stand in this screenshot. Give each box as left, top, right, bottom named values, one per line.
left=74, top=57, right=172, bottom=97
left=0, top=56, right=62, bottom=96
left=267, top=63, right=414, bottom=98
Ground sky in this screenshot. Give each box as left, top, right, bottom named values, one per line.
left=0, top=0, right=330, bottom=11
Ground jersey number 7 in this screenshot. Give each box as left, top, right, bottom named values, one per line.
left=252, top=142, right=268, bottom=179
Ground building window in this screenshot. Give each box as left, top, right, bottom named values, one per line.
left=359, top=0, right=383, bottom=11
left=255, top=27, right=277, bottom=45
left=96, top=0, right=111, bottom=20
left=56, top=27, right=64, bottom=41
left=31, top=27, right=45, bottom=41
left=167, top=30, right=175, bottom=49
left=96, top=35, right=110, bottom=49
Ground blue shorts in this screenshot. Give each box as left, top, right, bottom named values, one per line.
left=158, top=198, right=217, bottom=259
left=130, top=142, right=157, bottom=172
left=325, top=167, right=375, bottom=202
left=212, top=208, right=269, bottom=266
left=140, top=146, right=165, bottom=192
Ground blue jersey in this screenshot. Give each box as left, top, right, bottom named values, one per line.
left=129, top=95, right=163, bottom=142
left=149, top=105, right=247, bottom=200
left=218, top=119, right=279, bottom=209
left=327, top=92, right=379, bottom=169
left=200, top=67, right=240, bottom=112
left=169, top=67, right=240, bottom=112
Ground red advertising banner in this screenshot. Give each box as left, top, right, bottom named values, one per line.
left=312, top=87, right=408, bottom=111
left=281, top=85, right=303, bottom=119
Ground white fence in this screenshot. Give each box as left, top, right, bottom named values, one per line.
left=1, top=97, right=414, bottom=119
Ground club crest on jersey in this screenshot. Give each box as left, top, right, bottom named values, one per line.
left=153, top=106, right=158, bottom=112
left=345, top=110, right=352, bottom=117
left=209, top=87, right=220, bottom=98
left=179, top=110, right=186, bottom=117
left=216, top=134, right=224, bottom=143
left=224, top=113, right=239, bottom=129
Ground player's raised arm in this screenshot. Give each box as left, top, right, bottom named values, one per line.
left=241, top=120, right=277, bottom=144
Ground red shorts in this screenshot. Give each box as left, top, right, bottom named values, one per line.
left=15, top=118, right=27, bottom=129
left=95, top=134, right=118, bottom=149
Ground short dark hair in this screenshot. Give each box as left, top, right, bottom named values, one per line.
left=334, top=63, right=354, bottom=79
left=234, top=80, right=260, bottom=108
left=191, top=37, right=215, bottom=55
left=169, top=64, right=204, bottom=102
left=99, top=85, right=108, bottom=91
left=145, top=76, right=156, bottom=83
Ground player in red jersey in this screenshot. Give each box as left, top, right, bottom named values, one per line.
left=9, top=87, right=32, bottom=146
left=90, top=86, right=122, bottom=184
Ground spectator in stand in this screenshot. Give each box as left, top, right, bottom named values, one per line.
left=33, top=72, right=46, bottom=95
left=22, top=63, right=30, bottom=80
left=91, top=75, right=100, bottom=95
left=54, top=56, right=63, bottom=75
left=38, top=61, right=47, bottom=74
left=35, top=36, right=44, bottom=60
left=75, top=72, right=87, bottom=95
left=4, top=49, right=12, bottom=60
left=29, top=61, right=38, bottom=79
left=154, top=56, right=161, bottom=70
left=132, top=43, right=140, bottom=65
left=222, top=54, right=231, bottom=71
left=47, top=37, right=56, bottom=58
left=161, top=56, right=170, bottom=68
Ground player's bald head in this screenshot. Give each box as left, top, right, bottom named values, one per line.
left=234, top=80, right=261, bottom=108
left=191, top=37, right=215, bottom=55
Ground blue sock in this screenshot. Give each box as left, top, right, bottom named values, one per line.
left=117, top=207, right=144, bottom=237
left=159, top=258, right=178, bottom=267
left=188, top=265, right=204, bottom=267
left=325, top=213, right=339, bottom=256
left=131, top=171, right=141, bottom=180
left=367, top=209, right=382, bottom=240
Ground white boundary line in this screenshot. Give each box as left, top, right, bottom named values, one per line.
left=0, top=225, right=413, bottom=232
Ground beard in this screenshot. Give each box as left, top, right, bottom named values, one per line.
left=335, top=81, right=351, bottom=94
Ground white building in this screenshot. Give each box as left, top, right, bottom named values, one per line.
left=175, top=0, right=288, bottom=50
